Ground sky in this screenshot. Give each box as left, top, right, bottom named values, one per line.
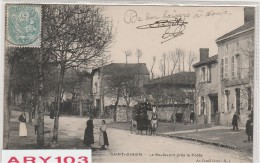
left=102, top=6, right=244, bottom=77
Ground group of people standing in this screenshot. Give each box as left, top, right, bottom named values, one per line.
left=83, top=116, right=109, bottom=150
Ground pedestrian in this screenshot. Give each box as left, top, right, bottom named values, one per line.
left=18, top=111, right=27, bottom=137
left=232, top=112, right=239, bottom=130
left=99, top=120, right=109, bottom=150
left=190, top=111, right=195, bottom=124
left=83, top=116, right=94, bottom=148
left=246, top=114, right=253, bottom=141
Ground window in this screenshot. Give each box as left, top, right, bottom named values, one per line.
left=201, top=67, right=206, bottom=82
left=221, top=59, right=224, bottom=79
left=94, top=82, right=98, bottom=94
left=200, top=66, right=210, bottom=82
left=231, top=56, right=235, bottom=77
left=199, top=96, right=205, bottom=115
left=236, top=54, right=241, bottom=78
left=224, top=57, right=229, bottom=78
left=208, top=65, right=211, bottom=82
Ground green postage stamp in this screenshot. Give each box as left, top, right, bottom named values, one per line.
left=6, top=5, right=41, bottom=47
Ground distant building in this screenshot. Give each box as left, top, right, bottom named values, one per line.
left=144, top=72, right=195, bottom=122
left=215, top=7, right=254, bottom=125
left=91, top=63, right=150, bottom=117
left=193, top=48, right=219, bottom=124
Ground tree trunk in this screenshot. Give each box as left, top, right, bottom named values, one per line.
left=79, top=82, right=83, bottom=117
left=3, top=52, right=10, bottom=149
left=37, top=52, right=45, bottom=148
left=125, top=97, right=130, bottom=122
left=113, top=89, right=120, bottom=122
left=52, top=66, right=65, bottom=143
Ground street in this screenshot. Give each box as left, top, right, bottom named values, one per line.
left=9, top=111, right=252, bottom=162
left=43, top=114, right=252, bottom=163
left=92, top=128, right=251, bottom=163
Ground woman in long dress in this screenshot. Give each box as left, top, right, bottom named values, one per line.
left=83, top=116, right=94, bottom=147
left=99, top=120, right=109, bottom=150
left=18, top=111, right=27, bottom=137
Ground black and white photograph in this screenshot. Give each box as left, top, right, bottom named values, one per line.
left=2, top=3, right=257, bottom=163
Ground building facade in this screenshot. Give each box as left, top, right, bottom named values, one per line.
left=193, top=48, right=219, bottom=124
left=216, top=8, right=254, bottom=126
left=92, top=63, right=150, bottom=117
left=145, top=72, right=195, bottom=122
left=193, top=7, right=255, bottom=126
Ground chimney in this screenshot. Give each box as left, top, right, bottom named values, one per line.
left=244, top=7, right=255, bottom=24
left=199, top=48, right=209, bottom=62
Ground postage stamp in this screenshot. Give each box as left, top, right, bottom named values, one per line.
left=6, top=5, right=41, bottom=47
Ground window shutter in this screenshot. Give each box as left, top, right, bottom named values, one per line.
left=198, top=96, right=201, bottom=115
left=204, top=97, right=207, bottom=115
left=208, top=65, right=211, bottom=82
left=205, top=66, right=208, bottom=82
left=199, top=68, right=203, bottom=83
left=234, top=56, right=237, bottom=77
left=224, top=57, right=229, bottom=78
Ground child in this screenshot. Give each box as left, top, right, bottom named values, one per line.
left=99, top=120, right=109, bottom=150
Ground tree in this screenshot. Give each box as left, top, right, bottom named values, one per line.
left=162, top=53, right=167, bottom=76
left=188, top=51, right=196, bottom=72
left=42, top=5, right=114, bottom=143
left=136, top=49, right=142, bottom=63
left=105, top=72, right=145, bottom=122
left=7, top=48, right=50, bottom=147
left=168, top=50, right=181, bottom=75
left=176, top=48, right=185, bottom=72
left=150, top=56, right=156, bottom=79
left=121, top=76, right=144, bottom=122
left=125, top=50, right=132, bottom=64
left=104, top=75, right=124, bottom=121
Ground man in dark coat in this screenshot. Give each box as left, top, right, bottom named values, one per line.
left=232, top=112, right=239, bottom=130
left=190, top=111, right=195, bottom=124
left=246, top=115, right=253, bottom=141
left=83, top=116, right=94, bottom=147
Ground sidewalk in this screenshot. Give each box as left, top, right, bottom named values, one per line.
left=159, top=126, right=253, bottom=157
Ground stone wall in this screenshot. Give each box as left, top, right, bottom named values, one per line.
left=157, top=104, right=193, bottom=122
left=116, top=106, right=133, bottom=122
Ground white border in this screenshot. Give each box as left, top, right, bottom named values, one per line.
left=0, top=1, right=259, bottom=162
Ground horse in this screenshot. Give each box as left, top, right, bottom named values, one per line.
left=150, top=113, right=158, bottom=135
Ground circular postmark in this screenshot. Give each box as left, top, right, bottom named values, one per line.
left=6, top=5, right=41, bottom=46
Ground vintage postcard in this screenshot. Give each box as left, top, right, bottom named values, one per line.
left=1, top=1, right=258, bottom=163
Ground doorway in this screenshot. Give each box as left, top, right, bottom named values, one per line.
left=209, top=94, right=218, bottom=124
left=235, top=88, right=240, bottom=115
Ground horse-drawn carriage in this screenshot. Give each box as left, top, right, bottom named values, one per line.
left=130, top=101, right=158, bottom=135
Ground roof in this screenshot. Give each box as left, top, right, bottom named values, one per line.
left=92, top=63, right=150, bottom=76
left=193, top=54, right=218, bottom=68
left=216, top=21, right=255, bottom=43
left=146, top=71, right=195, bottom=86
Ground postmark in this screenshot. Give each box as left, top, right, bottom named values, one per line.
left=6, top=5, right=41, bottom=47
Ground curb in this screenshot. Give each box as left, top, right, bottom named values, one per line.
left=157, top=134, right=237, bottom=150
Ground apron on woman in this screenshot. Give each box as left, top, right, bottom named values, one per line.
left=99, top=125, right=109, bottom=146
left=18, top=113, right=27, bottom=137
